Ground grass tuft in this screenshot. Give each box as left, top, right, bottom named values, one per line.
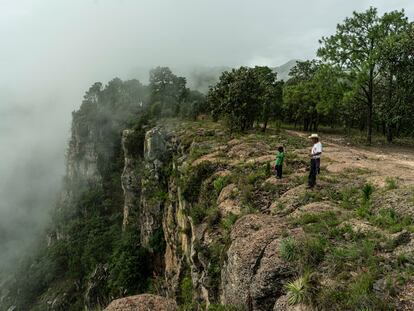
left=280, top=237, right=300, bottom=262
left=385, top=177, right=398, bottom=190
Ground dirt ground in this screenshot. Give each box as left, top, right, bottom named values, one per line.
left=286, top=130, right=414, bottom=187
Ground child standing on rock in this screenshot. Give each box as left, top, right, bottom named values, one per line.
left=275, top=146, right=285, bottom=179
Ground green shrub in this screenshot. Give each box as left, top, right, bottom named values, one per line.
left=280, top=237, right=299, bottom=262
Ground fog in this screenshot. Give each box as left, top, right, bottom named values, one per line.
left=0, top=0, right=413, bottom=272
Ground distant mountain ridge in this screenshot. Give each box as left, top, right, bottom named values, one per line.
left=181, top=59, right=300, bottom=93
left=273, top=59, right=301, bottom=81
left=129, top=60, right=300, bottom=93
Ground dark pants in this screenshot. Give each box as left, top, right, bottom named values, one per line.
left=275, top=165, right=283, bottom=179
left=308, top=159, right=317, bottom=187
left=316, top=158, right=321, bottom=174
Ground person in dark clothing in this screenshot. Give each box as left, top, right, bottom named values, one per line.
left=275, top=146, right=284, bottom=179
left=307, top=134, right=322, bottom=189
left=308, top=157, right=318, bottom=188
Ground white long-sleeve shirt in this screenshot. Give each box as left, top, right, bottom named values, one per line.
left=311, top=142, right=322, bottom=159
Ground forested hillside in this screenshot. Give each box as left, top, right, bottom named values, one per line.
left=1, top=7, right=414, bottom=311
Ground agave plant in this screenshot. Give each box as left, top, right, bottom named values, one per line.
left=285, top=272, right=317, bottom=306
left=286, top=276, right=308, bottom=305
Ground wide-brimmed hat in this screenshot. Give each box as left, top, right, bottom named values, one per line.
left=308, top=133, right=319, bottom=139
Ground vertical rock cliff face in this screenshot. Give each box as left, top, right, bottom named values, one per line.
left=120, top=126, right=208, bottom=303
left=48, top=111, right=104, bottom=246
left=121, top=129, right=141, bottom=230
left=121, top=126, right=176, bottom=247
left=66, top=116, right=102, bottom=185
left=162, top=165, right=189, bottom=298
left=140, top=127, right=169, bottom=247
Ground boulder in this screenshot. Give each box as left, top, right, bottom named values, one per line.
left=221, top=214, right=299, bottom=311
left=273, top=295, right=312, bottom=311
left=104, top=294, right=177, bottom=311
left=217, top=184, right=241, bottom=216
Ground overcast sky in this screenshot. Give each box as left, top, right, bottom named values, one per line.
left=1, top=0, right=413, bottom=110
left=0, top=0, right=413, bottom=270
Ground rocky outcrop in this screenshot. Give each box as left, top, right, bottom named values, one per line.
left=273, top=295, right=312, bottom=311
left=103, top=294, right=177, bottom=311
left=221, top=214, right=300, bottom=311
left=66, top=113, right=101, bottom=184
left=121, top=126, right=176, bottom=246
left=121, top=129, right=141, bottom=229
left=140, top=127, right=170, bottom=247
left=144, top=128, right=167, bottom=163
left=163, top=166, right=192, bottom=298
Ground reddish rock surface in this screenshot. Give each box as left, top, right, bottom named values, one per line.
left=104, top=294, right=177, bottom=311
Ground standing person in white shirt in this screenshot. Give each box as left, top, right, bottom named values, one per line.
left=307, top=134, right=322, bottom=189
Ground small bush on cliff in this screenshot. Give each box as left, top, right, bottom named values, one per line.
left=182, top=161, right=217, bottom=203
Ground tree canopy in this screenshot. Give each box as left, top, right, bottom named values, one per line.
left=207, top=66, right=282, bottom=132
